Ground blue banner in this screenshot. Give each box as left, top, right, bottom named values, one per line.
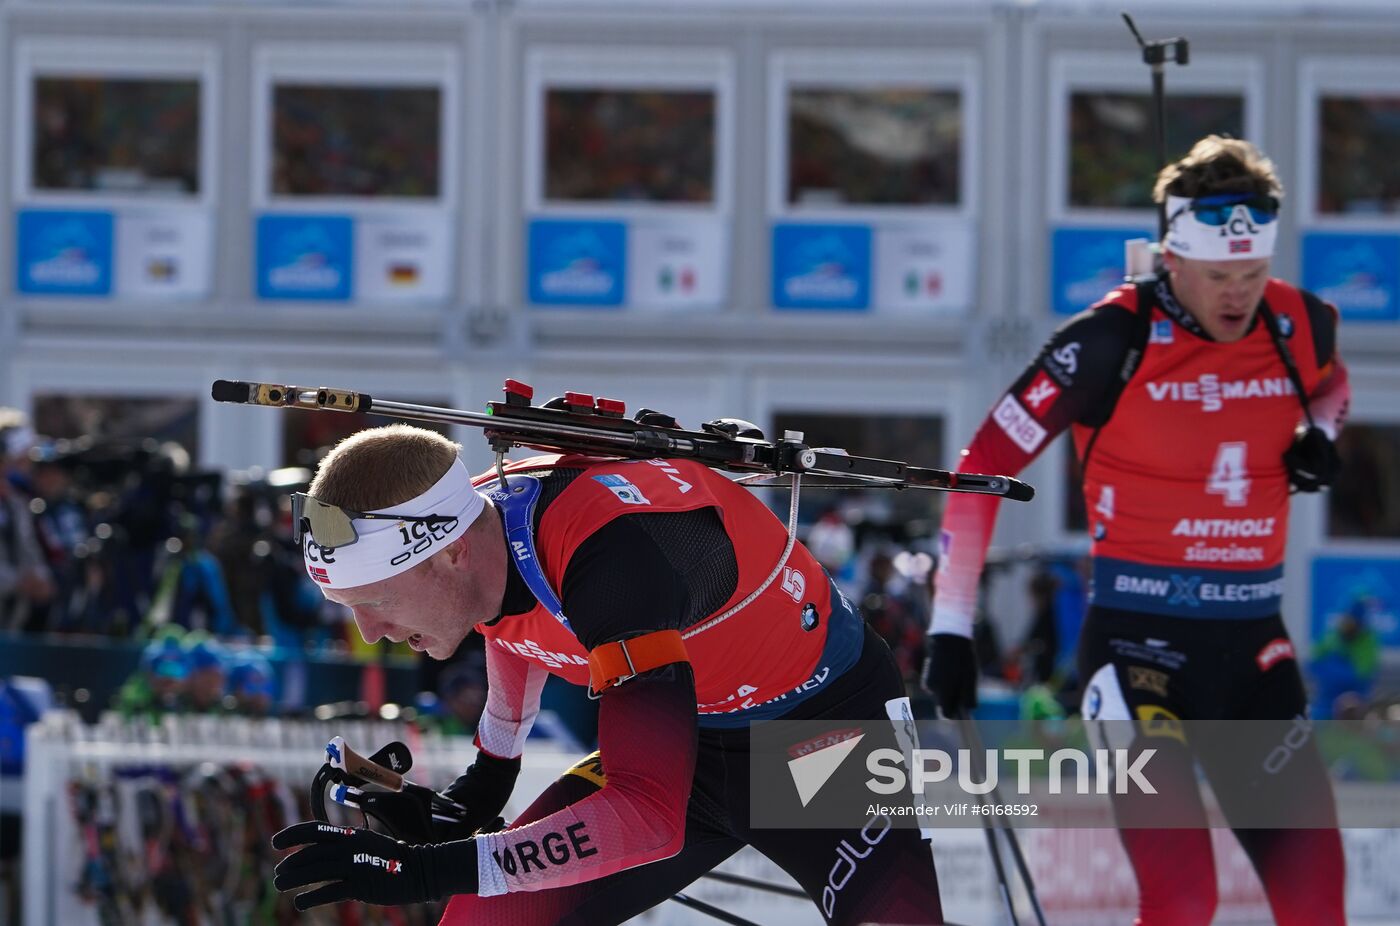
left=1311, top=556, right=1400, bottom=648
left=256, top=214, right=354, bottom=301
left=15, top=210, right=114, bottom=297
left=771, top=223, right=871, bottom=311
left=1301, top=232, right=1400, bottom=322
left=1050, top=227, right=1152, bottom=316
left=527, top=219, right=626, bottom=307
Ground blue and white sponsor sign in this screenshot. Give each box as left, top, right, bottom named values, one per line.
left=1301, top=232, right=1400, bottom=322
left=16, top=210, right=114, bottom=297
left=1050, top=227, right=1152, bottom=316
left=1091, top=557, right=1284, bottom=619
left=1311, top=556, right=1400, bottom=648
left=255, top=214, right=354, bottom=302
left=771, top=223, right=871, bottom=311
left=527, top=219, right=626, bottom=307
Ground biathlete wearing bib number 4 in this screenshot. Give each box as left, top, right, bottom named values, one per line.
left=934, top=278, right=1348, bottom=632
left=930, top=278, right=1349, bottom=926
left=446, top=454, right=942, bottom=925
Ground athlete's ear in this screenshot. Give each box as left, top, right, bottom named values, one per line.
left=1159, top=245, right=1181, bottom=274
left=440, top=531, right=473, bottom=569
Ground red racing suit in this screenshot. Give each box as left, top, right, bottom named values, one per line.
left=931, top=277, right=1351, bottom=926
left=466, top=454, right=865, bottom=898
left=932, top=278, right=1350, bottom=632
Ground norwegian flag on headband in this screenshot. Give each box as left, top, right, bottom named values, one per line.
left=1229, top=239, right=1252, bottom=254
left=309, top=565, right=330, bottom=584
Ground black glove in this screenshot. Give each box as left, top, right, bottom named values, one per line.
left=1283, top=425, right=1341, bottom=492
left=355, top=783, right=440, bottom=843
left=439, top=751, right=521, bottom=837
left=922, top=633, right=978, bottom=719
left=357, top=753, right=517, bottom=843
left=272, top=822, right=478, bottom=910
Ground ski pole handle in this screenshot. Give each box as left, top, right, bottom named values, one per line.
left=326, top=736, right=405, bottom=792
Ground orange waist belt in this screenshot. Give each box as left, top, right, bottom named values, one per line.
left=587, top=629, right=689, bottom=696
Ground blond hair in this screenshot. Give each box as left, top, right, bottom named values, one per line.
left=308, top=424, right=461, bottom=511
left=1153, top=135, right=1284, bottom=203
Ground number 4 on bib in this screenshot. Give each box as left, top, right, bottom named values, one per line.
left=1207, top=442, right=1250, bottom=507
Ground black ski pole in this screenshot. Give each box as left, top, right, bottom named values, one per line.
left=700, top=871, right=807, bottom=899
left=971, top=781, right=1020, bottom=926
left=957, top=713, right=1048, bottom=926
left=671, top=892, right=765, bottom=926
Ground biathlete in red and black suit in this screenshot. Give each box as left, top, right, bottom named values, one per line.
left=271, top=424, right=945, bottom=926
left=923, top=135, right=1350, bottom=926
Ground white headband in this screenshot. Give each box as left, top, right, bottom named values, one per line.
left=303, top=457, right=485, bottom=590
left=1164, top=194, right=1277, bottom=262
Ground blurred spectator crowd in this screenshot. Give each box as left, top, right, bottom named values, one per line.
left=0, top=406, right=490, bottom=733
left=0, top=405, right=314, bottom=641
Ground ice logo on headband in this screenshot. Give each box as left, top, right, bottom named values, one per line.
left=389, top=516, right=461, bottom=567
left=1165, top=193, right=1278, bottom=262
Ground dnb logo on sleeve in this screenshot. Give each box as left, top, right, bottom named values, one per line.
left=592, top=474, right=651, bottom=506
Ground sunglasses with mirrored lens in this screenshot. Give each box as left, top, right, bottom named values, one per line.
left=1177, top=193, right=1280, bottom=227
left=291, top=493, right=453, bottom=549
